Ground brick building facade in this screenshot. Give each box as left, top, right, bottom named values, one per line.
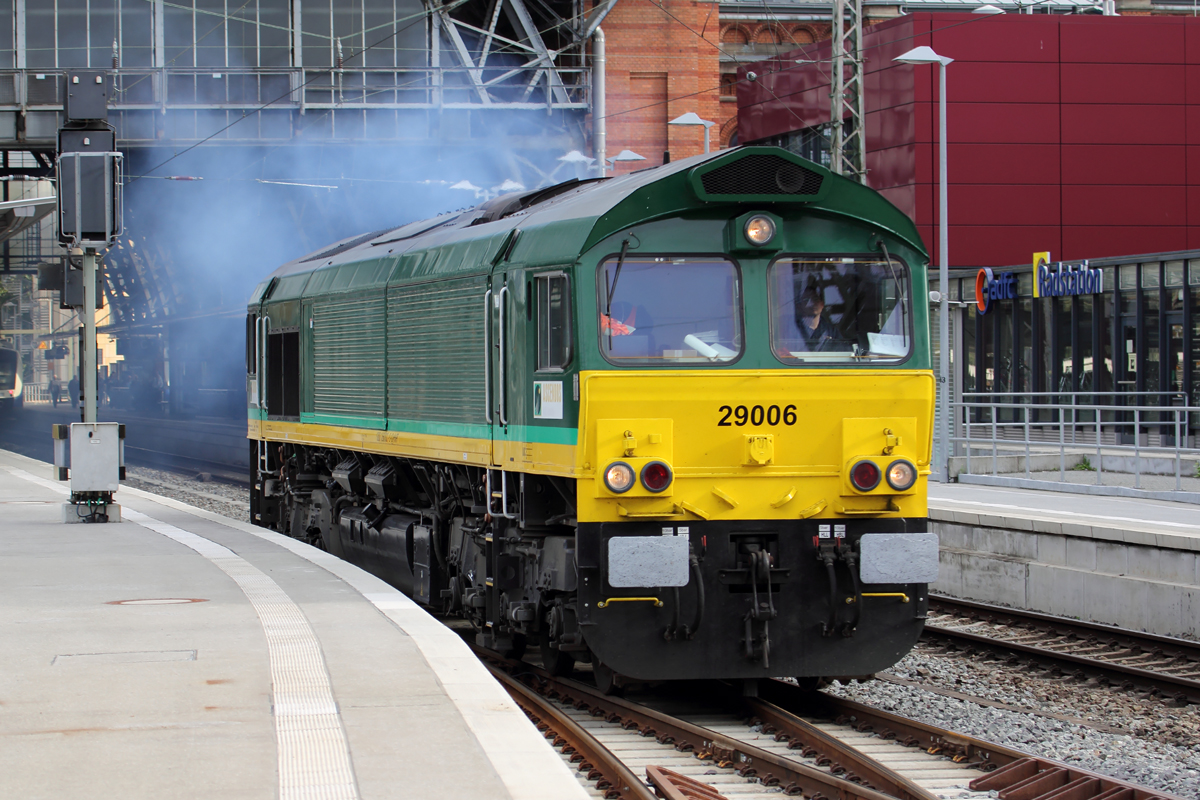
left=596, top=0, right=723, bottom=173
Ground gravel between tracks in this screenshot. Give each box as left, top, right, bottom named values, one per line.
left=825, top=642, right=1200, bottom=798
left=123, top=466, right=250, bottom=521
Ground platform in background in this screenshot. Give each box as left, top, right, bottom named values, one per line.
left=0, top=448, right=586, bottom=800
left=929, top=483, right=1200, bottom=641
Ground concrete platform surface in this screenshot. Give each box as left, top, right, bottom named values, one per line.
left=929, top=481, right=1200, bottom=551
left=0, top=448, right=587, bottom=800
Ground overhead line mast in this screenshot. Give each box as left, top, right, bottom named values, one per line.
left=831, top=0, right=867, bottom=183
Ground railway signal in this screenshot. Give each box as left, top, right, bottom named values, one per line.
left=52, top=70, right=125, bottom=523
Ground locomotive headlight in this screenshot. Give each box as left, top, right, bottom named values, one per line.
left=603, top=461, right=636, bottom=493
left=744, top=215, right=776, bottom=246
left=849, top=460, right=882, bottom=492
left=640, top=461, right=673, bottom=493
left=886, top=459, right=917, bottom=491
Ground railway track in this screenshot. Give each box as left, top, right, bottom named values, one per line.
left=0, top=406, right=248, bottom=485
left=473, top=645, right=1183, bottom=800
left=925, top=595, right=1200, bottom=706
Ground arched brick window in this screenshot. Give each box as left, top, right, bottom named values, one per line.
left=720, top=25, right=749, bottom=45
left=791, top=27, right=816, bottom=44
left=753, top=26, right=783, bottom=45
left=720, top=118, right=738, bottom=149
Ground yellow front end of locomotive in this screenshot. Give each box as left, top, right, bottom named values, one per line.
left=576, top=369, right=935, bottom=523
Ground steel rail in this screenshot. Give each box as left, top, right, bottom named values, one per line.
left=763, top=679, right=1185, bottom=800
left=485, top=663, right=655, bottom=800
left=925, top=595, right=1200, bottom=704
left=470, top=644, right=918, bottom=800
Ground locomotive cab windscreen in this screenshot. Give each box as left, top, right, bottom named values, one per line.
left=769, top=256, right=911, bottom=363
left=600, top=256, right=742, bottom=363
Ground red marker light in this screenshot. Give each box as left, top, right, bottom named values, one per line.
left=640, top=461, right=673, bottom=493
left=850, top=460, right=881, bottom=491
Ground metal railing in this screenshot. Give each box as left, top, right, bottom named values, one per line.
left=954, top=391, right=1200, bottom=492
left=0, top=67, right=592, bottom=112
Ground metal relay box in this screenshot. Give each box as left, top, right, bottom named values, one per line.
left=53, top=422, right=124, bottom=492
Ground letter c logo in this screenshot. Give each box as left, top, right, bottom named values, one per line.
left=976, top=268, right=993, bottom=315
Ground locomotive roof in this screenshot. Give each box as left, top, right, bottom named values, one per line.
left=250, top=146, right=925, bottom=306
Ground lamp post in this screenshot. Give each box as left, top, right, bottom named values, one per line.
left=668, top=112, right=716, bottom=154
left=606, top=149, right=646, bottom=172
left=894, top=45, right=953, bottom=482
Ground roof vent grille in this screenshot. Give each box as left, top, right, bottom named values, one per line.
left=699, top=154, right=823, bottom=197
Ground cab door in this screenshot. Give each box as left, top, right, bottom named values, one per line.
left=489, top=269, right=531, bottom=467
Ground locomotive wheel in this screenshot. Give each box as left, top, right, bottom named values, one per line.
left=592, top=660, right=621, bottom=696
left=539, top=629, right=574, bottom=676
left=504, top=633, right=528, bottom=660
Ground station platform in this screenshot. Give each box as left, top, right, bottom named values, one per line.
left=928, top=483, right=1200, bottom=640
left=0, top=447, right=587, bottom=800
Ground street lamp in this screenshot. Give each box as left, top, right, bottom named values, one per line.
left=894, top=45, right=953, bottom=482
left=606, top=149, right=646, bottom=171
left=668, top=112, right=716, bottom=154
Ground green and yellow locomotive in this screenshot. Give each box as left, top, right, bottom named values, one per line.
left=247, top=146, right=936, bottom=689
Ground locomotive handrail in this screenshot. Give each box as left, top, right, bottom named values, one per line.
left=483, top=289, right=492, bottom=424
left=257, top=316, right=269, bottom=410
left=498, top=285, right=509, bottom=426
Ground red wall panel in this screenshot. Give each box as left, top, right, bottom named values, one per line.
left=1062, top=105, right=1185, bottom=145
left=930, top=14, right=1059, bottom=63
left=1060, top=17, right=1185, bottom=65
left=1188, top=187, right=1200, bottom=226
left=1062, top=227, right=1187, bottom=261
left=1188, top=22, right=1200, bottom=65
left=867, top=144, right=918, bottom=190
left=940, top=102, right=1060, bottom=145
left=866, top=105, right=918, bottom=151
left=863, top=17, right=928, bottom=74
left=951, top=226, right=1062, bottom=268
left=1187, top=147, right=1200, bottom=186
left=1061, top=64, right=1184, bottom=106
left=949, top=185, right=1061, bottom=226
left=949, top=144, right=1059, bottom=185
left=1187, top=106, right=1200, bottom=145
left=865, top=63, right=919, bottom=113
left=948, top=62, right=1059, bottom=104
left=1062, top=145, right=1185, bottom=186
left=1062, top=186, right=1187, bottom=227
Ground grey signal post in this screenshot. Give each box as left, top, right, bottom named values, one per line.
left=56, top=71, right=122, bottom=424
left=53, top=70, right=125, bottom=523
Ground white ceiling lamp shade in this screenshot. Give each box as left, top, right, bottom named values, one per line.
left=668, top=112, right=716, bottom=128
left=558, top=150, right=596, bottom=165
left=668, top=112, right=717, bottom=154
left=609, top=149, right=646, bottom=163
left=893, top=46, right=954, bottom=66
left=973, top=4, right=1005, bottom=12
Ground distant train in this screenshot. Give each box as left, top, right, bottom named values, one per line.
left=0, top=347, right=22, bottom=412
left=247, top=146, right=938, bottom=691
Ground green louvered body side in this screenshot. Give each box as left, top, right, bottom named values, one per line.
left=387, top=275, right=487, bottom=424
left=311, top=293, right=387, bottom=418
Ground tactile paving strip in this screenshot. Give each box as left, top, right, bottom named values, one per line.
left=123, top=508, right=360, bottom=800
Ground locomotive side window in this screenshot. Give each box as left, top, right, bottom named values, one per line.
left=246, top=314, right=257, bottom=376
left=768, top=256, right=911, bottom=364
left=536, top=273, right=571, bottom=371
left=598, top=256, right=742, bottom=364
